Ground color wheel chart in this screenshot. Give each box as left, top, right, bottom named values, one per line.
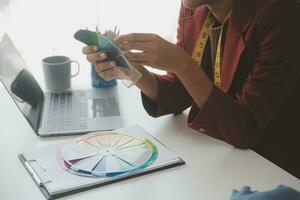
left=58, top=132, right=158, bottom=177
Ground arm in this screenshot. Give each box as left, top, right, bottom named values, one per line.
left=115, top=5, right=195, bottom=117
left=134, top=65, right=158, bottom=102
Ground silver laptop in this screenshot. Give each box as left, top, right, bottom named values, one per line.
left=0, top=33, right=123, bottom=136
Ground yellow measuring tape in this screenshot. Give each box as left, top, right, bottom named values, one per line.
left=192, top=11, right=232, bottom=87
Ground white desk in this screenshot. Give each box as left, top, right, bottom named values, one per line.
left=0, top=79, right=299, bottom=200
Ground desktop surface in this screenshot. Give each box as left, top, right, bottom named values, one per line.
left=0, top=82, right=299, bottom=200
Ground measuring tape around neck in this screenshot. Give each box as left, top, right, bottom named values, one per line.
left=192, top=11, right=232, bottom=87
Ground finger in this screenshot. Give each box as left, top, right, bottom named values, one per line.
left=115, top=33, right=157, bottom=44
left=130, top=60, right=164, bottom=70
left=82, top=45, right=99, bottom=54
left=109, top=66, right=139, bottom=80
left=130, top=60, right=152, bottom=66
left=100, top=68, right=119, bottom=81
left=95, top=61, right=116, bottom=73
left=123, top=51, right=154, bottom=62
left=119, top=41, right=154, bottom=52
left=86, top=52, right=107, bottom=63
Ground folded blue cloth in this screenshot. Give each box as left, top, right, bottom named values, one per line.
left=230, top=185, right=300, bottom=200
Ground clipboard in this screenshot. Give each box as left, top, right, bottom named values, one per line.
left=19, top=125, right=185, bottom=199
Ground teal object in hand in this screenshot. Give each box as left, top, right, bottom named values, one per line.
left=91, top=64, right=117, bottom=88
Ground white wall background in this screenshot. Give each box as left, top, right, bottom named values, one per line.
left=0, top=0, right=181, bottom=77
left=1, top=0, right=181, bottom=53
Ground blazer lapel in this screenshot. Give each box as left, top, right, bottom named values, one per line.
left=180, top=2, right=256, bottom=93
left=220, top=0, right=256, bottom=92
left=220, top=22, right=245, bottom=92
left=182, top=6, right=209, bottom=55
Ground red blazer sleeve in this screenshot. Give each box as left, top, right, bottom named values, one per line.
left=141, top=5, right=193, bottom=117
left=188, top=2, right=300, bottom=148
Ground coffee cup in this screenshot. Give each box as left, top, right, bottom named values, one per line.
left=42, top=55, right=80, bottom=92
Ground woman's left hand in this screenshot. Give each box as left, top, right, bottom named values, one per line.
left=114, top=33, right=194, bottom=74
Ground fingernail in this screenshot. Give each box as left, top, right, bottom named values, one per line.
left=92, top=46, right=99, bottom=51
left=110, top=61, right=116, bottom=66
left=100, top=53, right=106, bottom=59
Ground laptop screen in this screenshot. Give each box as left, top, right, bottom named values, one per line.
left=0, top=34, right=43, bottom=133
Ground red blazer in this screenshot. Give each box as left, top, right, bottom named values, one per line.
left=141, top=0, right=300, bottom=178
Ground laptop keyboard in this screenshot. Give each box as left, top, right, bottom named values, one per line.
left=41, top=92, right=87, bottom=132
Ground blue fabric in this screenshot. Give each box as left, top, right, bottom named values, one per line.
left=230, top=185, right=300, bottom=200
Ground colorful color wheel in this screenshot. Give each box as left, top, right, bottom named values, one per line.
left=58, top=132, right=158, bottom=177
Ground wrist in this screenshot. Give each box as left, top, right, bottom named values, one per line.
left=174, top=59, right=198, bottom=77
left=134, top=65, right=158, bottom=102
left=174, top=59, right=214, bottom=108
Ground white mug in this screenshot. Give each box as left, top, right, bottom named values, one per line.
left=42, top=55, right=80, bottom=92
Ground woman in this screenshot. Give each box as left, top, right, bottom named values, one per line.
left=83, top=0, right=300, bottom=178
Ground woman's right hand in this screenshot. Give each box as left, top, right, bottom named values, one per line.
left=82, top=45, right=143, bottom=86
left=82, top=45, right=121, bottom=81
left=82, top=45, right=157, bottom=99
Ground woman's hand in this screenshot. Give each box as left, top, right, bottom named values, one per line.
left=82, top=44, right=159, bottom=100
left=115, top=33, right=213, bottom=109
left=115, top=33, right=195, bottom=75
left=82, top=45, right=133, bottom=81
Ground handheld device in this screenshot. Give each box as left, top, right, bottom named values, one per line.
left=74, top=29, right=99, bottom=46
left=74, top=29, right=131, bottom=68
